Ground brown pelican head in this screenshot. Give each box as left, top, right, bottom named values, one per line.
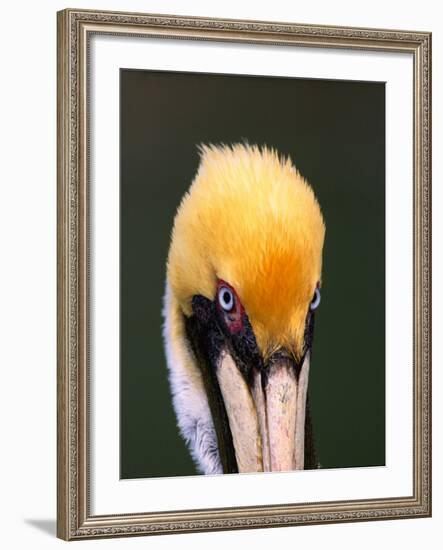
left=163, top=143, right=325, bottom=474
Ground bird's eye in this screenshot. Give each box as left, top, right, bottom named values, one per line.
left=218, top=286, right=235, bottom=312
left=310, top=287, right=321, bottom=310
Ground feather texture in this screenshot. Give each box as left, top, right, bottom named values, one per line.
left=163, top=143, right=325, bottom=474
left=163, top=283, right=222, bottom=474
left=167, top=143, right=325, bottom=359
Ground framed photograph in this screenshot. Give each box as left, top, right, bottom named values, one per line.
left=57, top=8, right=431, bottom=540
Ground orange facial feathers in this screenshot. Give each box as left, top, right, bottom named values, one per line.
left=167, top=143, right=325, bottom=359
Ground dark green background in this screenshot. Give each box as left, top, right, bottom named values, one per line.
left=120, top=69, right=385, bottom=479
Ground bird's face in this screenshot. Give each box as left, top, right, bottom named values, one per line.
left=164, top=144, right=325, bottom=474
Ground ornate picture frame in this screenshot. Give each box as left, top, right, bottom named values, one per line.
left=57, top=8, right=431, bottom=540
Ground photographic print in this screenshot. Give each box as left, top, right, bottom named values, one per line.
left=57, top=9, right=430, bottom=539
left=120, top=70, right=385, bottom=478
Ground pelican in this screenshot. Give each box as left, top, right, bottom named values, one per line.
left=163, top=143, right=325, bottom=474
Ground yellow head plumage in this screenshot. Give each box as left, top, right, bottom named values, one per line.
left=167, top=143, right=325, bottom=359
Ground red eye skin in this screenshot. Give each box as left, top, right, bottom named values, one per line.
left=216, top=279, right=245, bottom=334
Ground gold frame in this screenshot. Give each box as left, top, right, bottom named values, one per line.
left=57, top=8, right=432, bottom=540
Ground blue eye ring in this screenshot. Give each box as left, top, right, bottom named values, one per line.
left=310, top=287, right=321, bottom=310
left=218, top=286, right=235, bottom=312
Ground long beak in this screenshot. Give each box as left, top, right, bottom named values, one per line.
left=216, top=349, right=310, bottom=473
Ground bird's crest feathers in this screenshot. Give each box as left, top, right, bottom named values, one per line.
left=167, top=143, right=325, bottom=358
